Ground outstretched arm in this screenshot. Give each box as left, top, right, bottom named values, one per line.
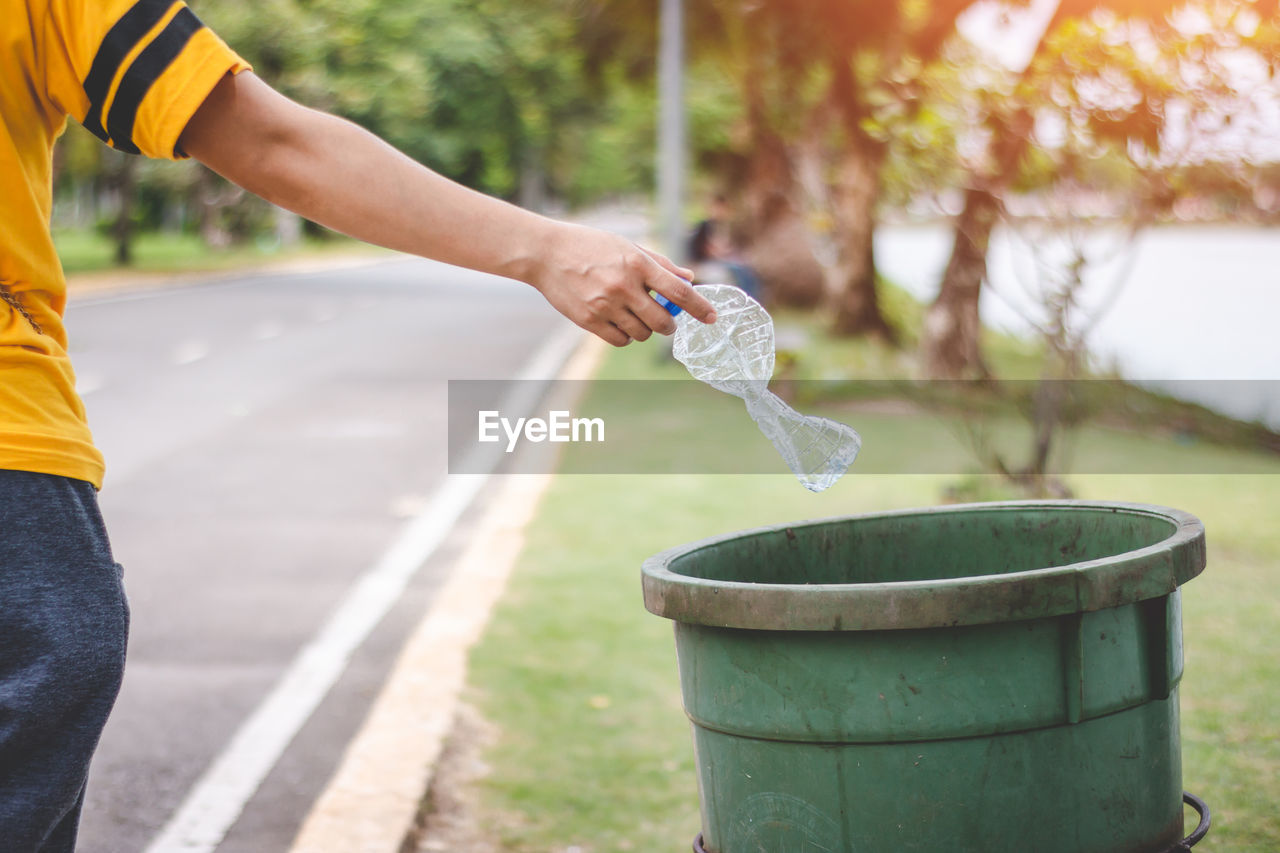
left=178, top=71, right=716, bottom=346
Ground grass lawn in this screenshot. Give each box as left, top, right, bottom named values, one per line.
left=52, top=227, right=383, bottom=277
left=458, top=335, right=1279, bottom=852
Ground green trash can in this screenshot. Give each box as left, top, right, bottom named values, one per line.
left=642, top=501, right=1209, bottom=853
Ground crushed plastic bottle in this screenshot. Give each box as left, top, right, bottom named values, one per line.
left=653, top=284, right=861, bottom=492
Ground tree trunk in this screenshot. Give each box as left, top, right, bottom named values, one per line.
left=827, top=58, right=894, bottom=341
left=742, top=215, right=826, bottom=308
left=735, top=57, right=795, bottom=249
left=736, top=140, right=826, bottom=308
left=829, top=140, right=894, bottom=340
left=734, top=65, right=826, bottom=308
left=918, top=0, right=1065, bottom=377
left=196, top=166, right=233, bottom=249
left=921, top=185, right=1000, bottom=378
left=112, top=156, right=137, bottom=266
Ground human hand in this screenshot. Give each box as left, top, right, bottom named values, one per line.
left=529, top=222, right=717, bottom=347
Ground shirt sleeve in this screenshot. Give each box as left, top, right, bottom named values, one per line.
left=41, top=0, right=251, bottom=159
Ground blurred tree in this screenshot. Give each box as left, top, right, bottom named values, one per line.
left=1167, top=159, right=1280, bottom=220
left=569, top=0, right=752, bottom=212
left=920, top=0, right=1280, bottom=378
left=784, top=0, right=980, bottom=338
left=565, top=0, right=987, bottom=327
left=687, top=0, right=986, bottom=336
left=51, top=122, right=105, bottom=229
left=202, top=0, right=607, bottom=204
left=50, top=0, right=640, bottom=261
left=106, top=153, right=138, bottom=265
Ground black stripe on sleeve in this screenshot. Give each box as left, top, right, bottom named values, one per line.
left=104, top=7, right=205, bottom=155
left=81, top=0, right=180, bottom=142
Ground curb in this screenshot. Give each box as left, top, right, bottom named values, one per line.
left=65, top=249, right=396, bottom=302
left=287, top=334, right=607, bottom=853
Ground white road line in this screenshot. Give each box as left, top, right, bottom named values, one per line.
left=142, top=324, right=584, bottom=853
left=289, top=335, right=605, bottom=853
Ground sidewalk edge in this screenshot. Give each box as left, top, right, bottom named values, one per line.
left=66, top=249, right=397, bottom=302
left=287, top=333, right=607, bottom=853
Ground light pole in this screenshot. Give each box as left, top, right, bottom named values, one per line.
left=657, top=0, right=687, bottom=264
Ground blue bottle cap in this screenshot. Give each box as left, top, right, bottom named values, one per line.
left=651, top=291, right=683, bottom=317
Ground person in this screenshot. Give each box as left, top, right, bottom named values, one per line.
left=0, top=0, right=716, bottom=848
left=687, top=194, right=764, bottom=302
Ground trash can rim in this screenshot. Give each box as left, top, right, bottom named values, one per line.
left=641, top=500, right=1205, bottom=631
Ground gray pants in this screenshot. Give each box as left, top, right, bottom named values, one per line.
left=0, top=470, right=129, bottom=852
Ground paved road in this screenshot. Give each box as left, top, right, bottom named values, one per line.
left=65, top=256, right=573, bottom=853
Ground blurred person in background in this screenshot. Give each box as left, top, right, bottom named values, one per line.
left=0, top=0, right=715, bottom=848
left=688, top=193, right=764, bottom=302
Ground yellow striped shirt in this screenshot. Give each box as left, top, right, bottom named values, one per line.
left=1, top=0, right=249, bottom=487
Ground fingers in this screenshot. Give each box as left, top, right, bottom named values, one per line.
left=641, top=245, right=695, bottom=282
left=647, top=266, right=717, bottom=324
left=629, top=246, right=717, bottom=326
left=629, top=287, right=678, bottom=336
left=536, top=225, right=719, bottom=347
left=594, top=321, right=631, bottom=348
left=613, top=308, right=653, bottom=343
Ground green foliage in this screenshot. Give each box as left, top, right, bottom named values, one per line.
left=53, top=121, right=103, bottom=190
left=50, top=0, right=1280, bottom=265
left=200, top=0, right=554, bottom=197
left=553, top=76, right=657, bottom=206
left=56, top=0, right=678, bottom=251
left=202, top=0, right=688, bottom=203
